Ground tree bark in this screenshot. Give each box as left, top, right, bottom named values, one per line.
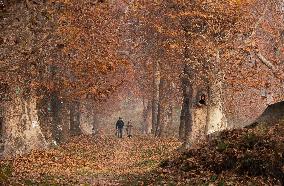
left=156, top=78, right=169, bottom=137
left=92, top=112, right=99, bottom=135
left=179, top=103, right=186, bottom=140
left=142, top=99, right=152, bottom=134
left=206, top=49, right=227, bottom=134
left=3, top=89, right=47, bottom=155
left=0, top=106, right=3, bottom=154
left=70, top=101, right=81, bottom=135
left=50, top=92, right=63, bottom=143
left=79, top=99, right=94, bottom=135
left=179, top=65, right=194, bottom=148
left=152, top=60, right=160, bottom=134
left=168, top=104, right=173, bottom=128
left=37, top=94, right=53, bottom=145
left=38, top=92, right=70, bottom=145
left=60, top=100, right=70, bottom=142
left=183, top=91, right=193, bottom=148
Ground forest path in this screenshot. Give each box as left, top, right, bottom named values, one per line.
left=0, top=135, right=181, bottom=185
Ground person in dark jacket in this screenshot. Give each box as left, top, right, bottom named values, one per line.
left=197, top=94, right=207, bottom=106
left=116, top=117, right=124, bottom=138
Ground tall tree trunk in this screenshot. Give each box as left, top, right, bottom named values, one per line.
left=79, top=99, right=93, bottom=135
left=179, top=103, right=186, bottom=140
left=3, top=89, right=47, bottom=155
left=152, top=61, right=160, bottom=134
left=92, top=112, right=99, bottom=135
left=50, top=92, right=63, bottom=143
left=168, top=104, right=173, bottom=128
left=48, top=64, right=68, bottom=144
left=70, top=101, right=81, bottom=135
left=60, top=100, right=70, bottom=142
left=183, top=94, right=193, bottom=148
left=156, top=78, right=168, bottom=137
left=156, top=104, right=169, bottom=137
left=0, top=104, right=3, bottom=152
left=37, top=61, right=54, bottom=145
left=145, top=100, right=152, bottom=134
left=206, top=49, right=227, bottom=134
left=191, top=90, right=208, bottom=144
left=142, top=99, right=152, bottom=134
left=38, top=94, right=53, bottom=145
left=179, top=65, right=194, bottom=148
left=156, top=103, right=161, bottom=136
left=142, top=98, right=146, bottom=134
left=39, top=92, right=70, bottom=145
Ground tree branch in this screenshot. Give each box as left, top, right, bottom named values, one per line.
left=256, top=52, right=276, bottom=71
left=256, top=51, right=284, bottom=82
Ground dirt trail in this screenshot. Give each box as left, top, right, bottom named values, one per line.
left=0, top=135, right=181, bottom=185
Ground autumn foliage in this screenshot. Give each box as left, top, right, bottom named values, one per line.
left=0, top=0, right=284, bottom=185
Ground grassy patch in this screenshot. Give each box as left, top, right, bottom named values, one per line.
left=241, top=132, right=259, bottom=149
left=216, top=140, right=229, bottom=152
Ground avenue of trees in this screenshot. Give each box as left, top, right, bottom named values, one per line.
left=0, top=0, right=283, bottom=154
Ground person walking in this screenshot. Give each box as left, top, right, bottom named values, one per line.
left=116, top=117, right=124, bottom=138
left=126, top=120, right=133, bottom=138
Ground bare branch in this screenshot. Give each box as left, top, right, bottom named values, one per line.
left=256, top=52, right=276, bottom=71
left=256, top=51, right=284, bottom=82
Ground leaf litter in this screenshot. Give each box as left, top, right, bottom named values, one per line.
left=127, top=121, right=284, bottom=186
left=1, top=122, right=284, bottom=186
left=0, top=135, right=180, bottom=185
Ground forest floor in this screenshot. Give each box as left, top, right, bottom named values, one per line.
left=1, top=120, right=284, bottom=186
left=0, top=135, right=181, bottom=185
left=132, top=121, right=284, bottom=186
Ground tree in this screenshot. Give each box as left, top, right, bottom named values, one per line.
left=0, top=0, right=131, bottom=155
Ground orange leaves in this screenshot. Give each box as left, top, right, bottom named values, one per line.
left=88, top=86, right=97, bottom=95
left=155, top=25, right=163, bottom=33
left=0, top=135, right=180, bottom=185
left=175, top=10, right=213, bottom=19
left=97, top=62, right=115, bottom=75
left=169, top=43, right=179, bottom=49
left=48, top=0, right=131, bottom=100
left=228, top=0, right=255, bottom=5
left=138, top=123, right=284, bottom=185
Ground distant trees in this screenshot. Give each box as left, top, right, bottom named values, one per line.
left=122, top=1, right=183, bottom=137
left=122, top=0, right=284, bottom=147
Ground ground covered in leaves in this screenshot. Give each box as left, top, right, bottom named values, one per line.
left=0, top=136, right=180, bottom=185
left=1, top=122, right=284, bottom=186
left=130, top=122, right=284, bottom=186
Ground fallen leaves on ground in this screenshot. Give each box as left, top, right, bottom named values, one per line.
left=0, top=135, right=180, bottom=185
left=129, top=122, right=284, bottom=186
left=1, top=122, right=284, bottom=186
